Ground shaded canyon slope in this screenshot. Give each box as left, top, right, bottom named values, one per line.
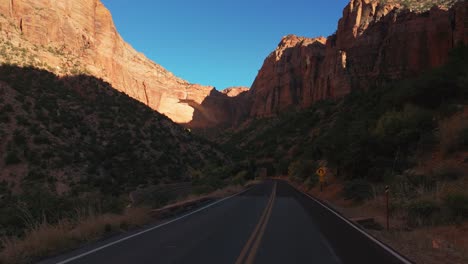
left=248, top=0, right=468, bottom=118
left=0, top=65, right=226, bottom=194
left=0, top=0, right=245, bottom=128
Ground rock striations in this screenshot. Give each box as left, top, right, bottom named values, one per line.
left=248, top=0, right=468, bottom=117
left=0, top=0, right=239, bottom=128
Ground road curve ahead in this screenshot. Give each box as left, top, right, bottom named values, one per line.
left=40, top=180, right=412, bottom=264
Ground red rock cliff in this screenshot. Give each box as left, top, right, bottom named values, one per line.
left=0, top=0, right=239, bottom=128
left=249, top=36, right=327, bottom=117
left=249, top=0, right=468, bottom=117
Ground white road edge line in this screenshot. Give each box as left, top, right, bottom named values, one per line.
left=295, top=185, right=413, bottom=264
left=55, top=187, right=252, bottom=264
left=316, top=229, right=343, bottom=264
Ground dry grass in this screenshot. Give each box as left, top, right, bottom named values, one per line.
left=318, top=186, right=468, bottom=264
left=370, top=224, right=468, bottom=264
left=337, top=191, right=468, bottom=264
left=245, top=179, right=265, bottom=186
left=0, top=184, right=250, bottom=264
left=170, top=184, right=246, bottom=207
left=0, top=207, right=151, bottom=264
left=209, top=184, right=245, bottom=198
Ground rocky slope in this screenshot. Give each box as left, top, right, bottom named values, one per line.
left=248, top=0, right=468, bottom=117
left=0, top=0, right=239, bottom=128
left=0, top=65, right=227, bottom=236
left=0, top=66, right=225, bottom=191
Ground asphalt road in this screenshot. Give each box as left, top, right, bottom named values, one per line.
left=40, top=180, right=412, bottom=264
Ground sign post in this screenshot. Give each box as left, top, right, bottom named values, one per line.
left=316, top=167, right=326, bottom=192
left=385, top=185, right=390, bottom=231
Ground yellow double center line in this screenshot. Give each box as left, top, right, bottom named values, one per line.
left=235, top=182, right=277, bottom=264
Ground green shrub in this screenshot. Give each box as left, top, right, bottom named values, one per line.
left=104, top=223, right=113, bottom=233
left=405, top=173, right=436, bottom=190
left=33, top=135, right=50, bottom=145
left=417, top=132, right=438, bottom=151
left=13, top=130, right=27, bottom=145
left=16, top=115, right=29, bottom=126
left=275, top=159, right=290, bottom=176
left=458, top=127, right=468, bottom=149
left=304, top=176, right=318, bottom=190
left=408, top=200, right=439, bottom=217
left=374, top=104, right=433, bottom=146
left=25, top=170, right=47, bottom=181
left=288, top=160, right=316, bottom=181
left=375, top=111, right=406, bottom=137
left=444, top=193, right=468, bottom=220
left=4, top=151, right=21, bottom=165
left=2, top=104, right=13, bottom=112
left=407, top=199, right=440, bottom=226
left=192, top=166, right=227, bottom=194
left=231, top=170, right=247, bottom=186
left=438, top=103, right=462, bottom=118
left=146, top=191, right=172, bottom=208
left=192, top=185, right=216, bottom=195
left=343, top=179, right=373, bottom=201
left=431, top=164, right=463, bottom=181
left=0, top=113, right=10, bottom=123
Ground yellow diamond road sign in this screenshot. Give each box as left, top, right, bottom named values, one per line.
left=316, top=167, right=326, bottom=177
left=317, top=167, right=326, bottom=183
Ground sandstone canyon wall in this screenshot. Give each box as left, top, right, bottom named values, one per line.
left=0, top=0, right=242, bottom=128
left=1, top=0, right=466, bottom=126
left=248, top=0, right=468, bottom=117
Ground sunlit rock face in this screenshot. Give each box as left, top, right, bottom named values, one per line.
left=248, top=0, right=468, bottom=118
left=221, top=87, right=250, bottom=97
left=0, top=0, right=243, bottom=128
left=1, top=0, right=465, bottom=125
left=248, top=35, right=327, bottom=117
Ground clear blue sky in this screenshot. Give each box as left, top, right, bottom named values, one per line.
left=101, top=0, right=349, bottom=90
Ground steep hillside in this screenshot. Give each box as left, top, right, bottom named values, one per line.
left=248, top=0, right=467, bottom=117
left=222, top=45, right=467, bottom=178
left=0, top=65, right=225, bottom=236
left=0, top=0, right=242, bottom=128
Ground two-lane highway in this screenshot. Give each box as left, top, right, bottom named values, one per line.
left=40, top=180, right=412, bottom=264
